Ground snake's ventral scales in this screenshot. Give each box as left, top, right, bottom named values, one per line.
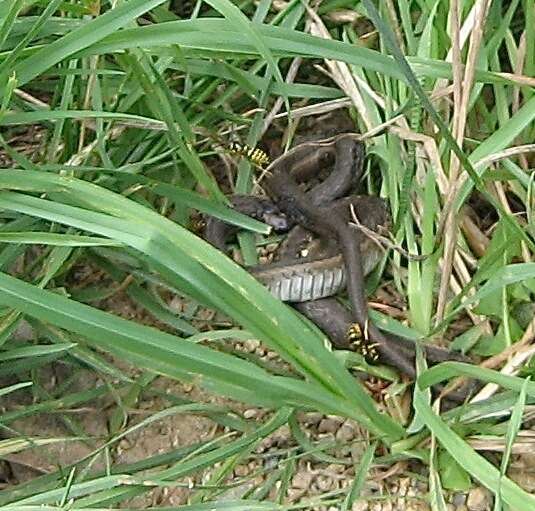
left=205, top=133, right=471, bottom=396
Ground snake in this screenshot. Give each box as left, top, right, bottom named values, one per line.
left=205, top=133, right=470, bottom=388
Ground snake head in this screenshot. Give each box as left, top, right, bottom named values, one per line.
left=261, top=211, right=289, bottom=231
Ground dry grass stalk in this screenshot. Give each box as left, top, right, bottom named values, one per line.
left=261, top=56, right=302, bottom=137
left=305, top=4, right=374, bottom=131
left=436, top=0, right=491, bottom=322
left=470, top=316, right=535, bottom=402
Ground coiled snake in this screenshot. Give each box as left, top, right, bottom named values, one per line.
left=205, top=133, right=469, bottom=391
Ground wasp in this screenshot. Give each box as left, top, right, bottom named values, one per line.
left=228, top=142, right=270, bottom=168
left=347, top=323, right=380, bottom=363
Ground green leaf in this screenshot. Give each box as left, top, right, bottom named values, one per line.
left=413, top=389, right=535, bottom=510
left=0, top=381, right=32, bottom=398
left=419, top=363, right=535, bottom=399
left=342, top=442, right=377, bottom=511
left=501, top=378, right=528, bottom=477
left=0, top=437, right=82, bottom=457
left=0, top=232, right=121, bottom=246
left=0, top=343, right=75, bottom=361
left=0, top=169, right=405, bottom=440
left=454, top=264, right=535, bottom=316
left=438, top=450, right=471, bottom=491
left=13, top=0, right=169, bottom=85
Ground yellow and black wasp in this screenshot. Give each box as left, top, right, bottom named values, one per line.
left=228, top=141, right=271, bottom=168
left=347, top=323, right=380, bottom=363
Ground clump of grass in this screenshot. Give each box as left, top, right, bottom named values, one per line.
left=0, top=1, right=534, bottom=509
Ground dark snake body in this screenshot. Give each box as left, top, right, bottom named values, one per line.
left=205, top=134, right=470, bottom=397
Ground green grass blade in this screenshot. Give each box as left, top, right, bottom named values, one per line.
left=0, top=0, right=25, bottom=52
left=342, top=441, right=376, bottom=511
left=0, top=170, right=405, bottom=440
left=0, top=0, right=64, bottom=78
left=13, top=0, right=168, bottom=86
left=0, top=381, right=32, bottom=398
left=413, top=390, right=535, bottom=510
left=419, top=362, right=535, bottom=398
left=202, top=0, right=284, bottom=86
left=0, top=343, right=75, bottom=362
left=0, top=232, right=121, bottom=246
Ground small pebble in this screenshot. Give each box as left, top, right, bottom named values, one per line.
left=251, top=475, right=264, bottom=486
left=287, top=488, right=305, bottom=502
left=413, top=479, right=427, bottom=495
left=234, top=465, right=249, bottom=477
left=118, top=438, right=131, bottom=450
left=325, top=463, right=345, bottom=474
left=467, top=487, right=491, bottom=511
left=243, top=339, right=260, bottom=352
left=256, top=437, right=273, bottom=453
left=336, top=423, right=356, bottom=442
left=317, top=433, right=336, bottom=444
left=13, top=320, right=34, bottom=340
left=315, top=474, right=335, bottom=492
left=292, top=472, right=313, bottom=489
left=452, top=493, right=467, bottom=506
left=272, top=425, right=290, bottom=445
left=302, top=412, right=323, bottom=425
left=243, top=408, right=258, bottom=419
left=318, top=418, right=343, bottom=434
left=264, top=456, right=279, bottom=470
left=508, top=467, right=535, bottom=492
left=352, top=501, right=368, bottom=511
left=397, top=477, right=410, bottom=497
left=406, top=501, right=430, bottom=510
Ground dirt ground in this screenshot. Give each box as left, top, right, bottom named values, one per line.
left=4, top=313, right=534, bottom=510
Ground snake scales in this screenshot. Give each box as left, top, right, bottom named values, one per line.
left=205, top=133, right=470, bottom=396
